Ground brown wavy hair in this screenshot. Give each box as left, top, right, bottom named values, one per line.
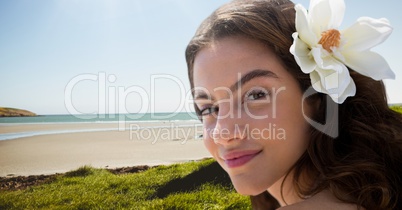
left=185, top=0, right=402, bottom=209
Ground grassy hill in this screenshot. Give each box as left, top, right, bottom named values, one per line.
left=0, top=107, right=36, bottom=117
left=390, top=105, right=402, bottom=114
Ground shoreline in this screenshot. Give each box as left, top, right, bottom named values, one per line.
left=0, top=121, right=209, bottom=177
left=0, top=120, right=201, bottom=133
left=0, top=121, right=202, bottom=141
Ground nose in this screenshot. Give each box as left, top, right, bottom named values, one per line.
left=211, top=105, right=246, bottom=145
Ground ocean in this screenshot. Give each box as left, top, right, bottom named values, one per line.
left=0, top=112, right=201, bottom=141
left=0, top=112, right=198, bottom=124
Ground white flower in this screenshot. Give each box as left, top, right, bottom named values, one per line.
left=290, top=0, right=395, bottom=103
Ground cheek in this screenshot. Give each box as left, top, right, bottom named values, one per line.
left=271, top=107, right=310, bottom=160
left=203, top=126, right=217, bottom=157
left=265, top=88, right=310, bottom=161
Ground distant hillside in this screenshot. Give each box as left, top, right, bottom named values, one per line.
left=390, top=105, right=402, bottom=114
left=0, top=107, right=36, bottom=117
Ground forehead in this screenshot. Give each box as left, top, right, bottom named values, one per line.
left=193, top=36, right=285, bottom=90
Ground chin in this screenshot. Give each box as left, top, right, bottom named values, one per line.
left=230, top=176, right=267, bottom=196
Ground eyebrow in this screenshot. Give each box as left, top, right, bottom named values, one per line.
left=230, top=69, right=278, bottom=93
left=194, top=69, right=279, bottom=100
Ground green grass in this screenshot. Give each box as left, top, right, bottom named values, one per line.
left=0, top=159, right=250, bottom=209
left=390, top=105, right=402, bottom=114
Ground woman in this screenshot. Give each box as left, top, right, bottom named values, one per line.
left=185, top=0, right=402, bottom=209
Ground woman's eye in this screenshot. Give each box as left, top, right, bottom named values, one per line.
left=245, top=90, right=268, bottom=101
left=199, top=106, right=218, bottom=116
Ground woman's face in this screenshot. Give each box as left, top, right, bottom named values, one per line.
left=193, top=36, right=311, bottom=195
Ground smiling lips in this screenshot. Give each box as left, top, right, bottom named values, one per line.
left=222, top=150, right=262, bottom=168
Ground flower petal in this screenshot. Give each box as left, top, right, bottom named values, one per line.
left=310, top=71, right=325, bottom=93
left=311, top=47, right=343, bottom=74
left=343, top=50, right=395, bottom=80
left=309, top=0, right=345, bottom=34
left=330, top=77, right=356, bottom=104
left=314, top=60, right=350, bottom=96
left=290, top=33, right=317, bottom=73
left=322, top=68, right=342, bottom=91
left=311, top=65, right=356, bottom=104
left=342, top=17, right=393, bottom=52
left=294, top=4, right=317, bottom=46
left=310, top=47, right=353, bottom=99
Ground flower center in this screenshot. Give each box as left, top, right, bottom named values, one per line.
left=319, top=29, right=341, bottom=53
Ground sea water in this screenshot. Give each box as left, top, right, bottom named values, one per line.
left=0, top=112, right=200, bottom=141
left=0, top=112, right=198, bottom=124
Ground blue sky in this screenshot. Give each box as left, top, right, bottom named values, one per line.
left=1, top=0, right=401, bottom=115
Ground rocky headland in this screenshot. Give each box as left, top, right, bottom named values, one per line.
left=0, top=107, right=36, bottom=117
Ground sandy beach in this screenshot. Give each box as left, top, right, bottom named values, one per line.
left=0, top=121, right=210, bottom=177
